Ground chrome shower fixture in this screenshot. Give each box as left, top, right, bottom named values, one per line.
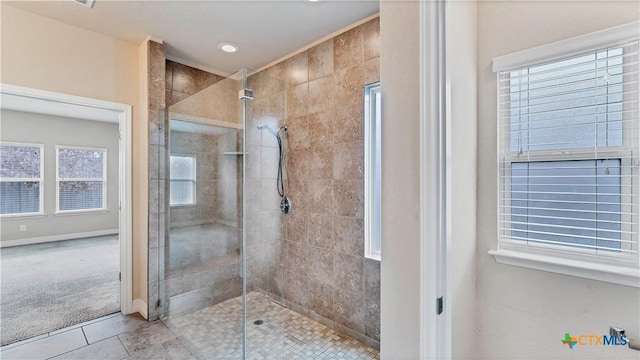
left=257, top=124, right=291, bottom=214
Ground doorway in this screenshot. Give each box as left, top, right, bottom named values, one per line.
left=0, top=84, right=133, bottom=346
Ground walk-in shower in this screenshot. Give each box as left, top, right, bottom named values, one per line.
left=158, top=67, right=379, bottom=359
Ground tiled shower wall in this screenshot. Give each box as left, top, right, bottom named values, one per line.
left=261, top=17, right=381, bottom=346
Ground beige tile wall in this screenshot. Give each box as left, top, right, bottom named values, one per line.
left=261, top=17, right=381, bottom=346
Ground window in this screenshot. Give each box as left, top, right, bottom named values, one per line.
left=170, top=155, right=196, bottom=206
left=0, top=143, right=44, bottom=216
left=56, top=146, right=107, bottom=212
left=365, top=82, right=381, bottom=260
left=491, top=22, right=640, bottom=286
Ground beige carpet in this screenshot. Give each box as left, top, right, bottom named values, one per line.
left=0, top=235, right=120, bottom=346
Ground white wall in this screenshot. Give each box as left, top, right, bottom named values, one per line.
left=379, top=2, right=422, bottom=358
left=1, top=110, right=119, bottom=243
left=477, top=2, right=640, bottom=359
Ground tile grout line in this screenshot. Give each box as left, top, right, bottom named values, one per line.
left=116, top=335, right=130, bottom=356
left=81, top=327, right=89, bottom=346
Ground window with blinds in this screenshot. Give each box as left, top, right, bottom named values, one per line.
left=56, top=146, right=106, bottom=212
left=0, top=143, right=44, bottom=216
left=498, top=38, right=639, bottom=264
left=170, top=155, right=196, bottom=206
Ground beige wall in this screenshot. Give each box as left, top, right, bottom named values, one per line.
left=477, top=2, right=640, bottom=359
left=379, top=2, right=422, bottom=358
left=1, top=4, right=147, bottom=307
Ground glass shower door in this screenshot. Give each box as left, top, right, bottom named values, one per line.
left=160, top=68, right=286, bottom=359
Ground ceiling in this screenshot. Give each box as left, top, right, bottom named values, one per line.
left=6, top=0, right=380, bottom=76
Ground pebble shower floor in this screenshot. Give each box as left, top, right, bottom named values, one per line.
left=163, top=292, right=380, bottom=360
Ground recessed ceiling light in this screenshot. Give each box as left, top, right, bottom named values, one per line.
left=218, top=43, right=239, bottom=53
left=305, top=0, right=324, bottom=3
left=72, top=0, right=95, bottom=8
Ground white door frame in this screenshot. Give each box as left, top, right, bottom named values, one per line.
left=0, top=83, right=134, bottom=315
left=419, top=0, right=452, bottom=358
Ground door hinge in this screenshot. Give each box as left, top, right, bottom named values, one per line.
left=436, top=296, right=444, bottom=315
left=156, top=299, right=161, bottom=308
left=119, top=272, right=121, bottom=282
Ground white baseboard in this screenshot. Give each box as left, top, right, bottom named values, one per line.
left=132, top=299, right=148, bottom=319
left=0, top=229, right=119, bottom=248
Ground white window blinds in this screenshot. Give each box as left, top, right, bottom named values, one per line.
left=498, top=39, right=639, bottom=261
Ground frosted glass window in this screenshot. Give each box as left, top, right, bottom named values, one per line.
left=57, top=146, right=106, bottom=212
left=170, top=155, right=196, bottom=206
left=0, top=143, right=44, bottom=215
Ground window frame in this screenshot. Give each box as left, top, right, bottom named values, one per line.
left=490, top=21, right=640, bottom=287
left=0, top=142, right=45, bottom=218
left=169, top=154, right=197, bottom=207
left=55, top=145, right=108, bottom=214
left=365, top=82, right=382, bottom=261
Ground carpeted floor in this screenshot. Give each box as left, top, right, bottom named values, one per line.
left=0, top=235, right=120, bottom=346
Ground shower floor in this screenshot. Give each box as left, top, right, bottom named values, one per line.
left=162, top=292, right=380, bottom=360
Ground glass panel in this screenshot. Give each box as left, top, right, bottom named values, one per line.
left=58, top=181, right=104, bottom=210
left=0, top=181, right=40, bottom=214
left=244, top=70, right=286, bottom=360
left=508, top=47, right=625, bottom=152
left=510, top=159, right=622, bottom=251
left=169, top=155, right=195, bottom=180
left=0, top=144, right=41, bottom=178
left=58, top=148, right=105, bottom=179
left=160, top=70, right=246, bottom=359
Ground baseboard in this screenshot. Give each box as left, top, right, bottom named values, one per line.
left=0, top=229, right=119, bottom=248
left=132, top=299, right=148, bottom=320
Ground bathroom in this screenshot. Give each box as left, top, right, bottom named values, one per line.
left=2, top=0, right=639, bottom=359
left=147, top=15, right=382, bottom=359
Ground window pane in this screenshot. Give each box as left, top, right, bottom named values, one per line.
left=170, top=156, right=195, bottom=180
left=0, top=145, right=41, bottom=178
left=59, top=181, right=104, bottom=211
left=58, top=148, right=104, bottom=179
left=0, top=182, right=40, bottom=214
left=170, top=180, right=195, bottom=205
left=508, top=48, right=625, bottom=152
left=510, top=159, right=621, bottom=251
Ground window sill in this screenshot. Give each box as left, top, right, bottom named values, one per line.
left=488, top=249, right=640, bottom=288
left=54, top=209, right=109, bottom=216
left=0, top=213, right=46, bottom=220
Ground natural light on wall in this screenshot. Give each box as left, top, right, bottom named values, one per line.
left=365, top=82, right=381, bottom=261
left=490, top=22, right=640, bottom=287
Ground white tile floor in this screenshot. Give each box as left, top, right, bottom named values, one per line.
left=0, top=292, right=379, bottom=360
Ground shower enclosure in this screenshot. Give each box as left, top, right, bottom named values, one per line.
left=158, top=68, right=288, bottom=358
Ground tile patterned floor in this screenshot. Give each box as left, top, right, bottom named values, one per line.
left=0, top=292, right=379, bottom=360
left=164, top=292, right=380, bottom=360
